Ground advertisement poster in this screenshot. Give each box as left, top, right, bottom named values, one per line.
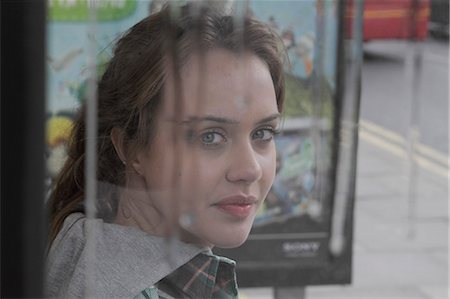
left=46, top=0, right=352, bottom=287
left=46, top=0, right=149, bottom=178
left=214, top=0, right=348, bottom=287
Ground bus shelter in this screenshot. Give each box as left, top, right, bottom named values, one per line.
left=1, top=0, right=366, bottom=297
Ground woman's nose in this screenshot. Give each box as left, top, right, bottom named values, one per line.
left=225, top=143, right=262, bottom=184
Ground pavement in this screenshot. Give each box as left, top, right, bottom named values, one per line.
left=240, top=120, right=449, bottom=299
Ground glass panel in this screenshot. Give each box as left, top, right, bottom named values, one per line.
left=215, top=0, right=342, bottom=286
left=44, top=0, right=346, bottom=296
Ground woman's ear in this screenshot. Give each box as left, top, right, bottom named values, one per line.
left=130, top=152, right=146, bottom=177
left=110, top=127, right=127, bottom=165
left=111, top=127, right=146, bottom=177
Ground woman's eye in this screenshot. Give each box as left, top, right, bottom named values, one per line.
left=252, top=128, right=277, bottom=142
left=200, top=131, right=226, bottom=147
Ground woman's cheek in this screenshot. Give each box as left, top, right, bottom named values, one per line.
left=262, top=149, right=278, bottom=190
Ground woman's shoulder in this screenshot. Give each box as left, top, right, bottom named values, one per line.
left=45, top=213, right=205, bottom=298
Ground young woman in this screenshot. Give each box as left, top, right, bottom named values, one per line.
left=46, top=4, right=285, bottom=298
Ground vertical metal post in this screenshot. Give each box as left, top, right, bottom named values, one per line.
left=405, top=0, right=422, bottom=239
left=84, top=1, right=99, bottom=297
left=1, top=0, right=47, bottom=297
left=329, top=0, right=364, bottom=257
left=311, top=0, right=327, bottom=204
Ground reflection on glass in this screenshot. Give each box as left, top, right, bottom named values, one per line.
left=45, top=1, right=294, bottom=297
left=45, top=0, right=344, bottom=295
left=216, top=1, right=338, bottom=275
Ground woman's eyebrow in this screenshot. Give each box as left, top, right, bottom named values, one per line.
left=177, top=113, right=281, bottom=125
left=255, top=113, right=281, bottom=125
left=181, top=115, right=239, bottom=125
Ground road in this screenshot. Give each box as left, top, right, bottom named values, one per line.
left=360, top=37, right=449, bottom=155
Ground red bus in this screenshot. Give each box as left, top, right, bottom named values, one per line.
left=347, top=0, right=430, bottom=41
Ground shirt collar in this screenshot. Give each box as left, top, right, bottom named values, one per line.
left=157, top=251, right=239, bottom=299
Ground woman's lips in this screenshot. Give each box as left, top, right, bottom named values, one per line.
left=214, top=195, right=257, bottom=218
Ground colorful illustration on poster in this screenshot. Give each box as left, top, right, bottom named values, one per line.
left=46, top=0, right=337, bottom=227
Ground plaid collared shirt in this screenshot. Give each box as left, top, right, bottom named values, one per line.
left=134, top=252, right=239, bottom=299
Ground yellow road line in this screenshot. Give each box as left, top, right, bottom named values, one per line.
left=359, top=120, right=448, bottom=179
left=360, top=120, right=449, bottom=166
left=360, top=120, right=404, bottom=144
left=359, top=130, right=405, bottom=156
left=416, top=143, right=449, bottom=166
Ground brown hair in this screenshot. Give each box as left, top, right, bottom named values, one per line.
left=48, top=4, right=285, bottom=243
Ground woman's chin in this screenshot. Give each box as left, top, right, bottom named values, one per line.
left=214, top=240, right=247, bottom=249
left=206, top=229, right=252, bottom=249
left=180, top=226, right=251, bottom=249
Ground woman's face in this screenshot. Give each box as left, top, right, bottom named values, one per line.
left=133, top=49, right=280, bottom=248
